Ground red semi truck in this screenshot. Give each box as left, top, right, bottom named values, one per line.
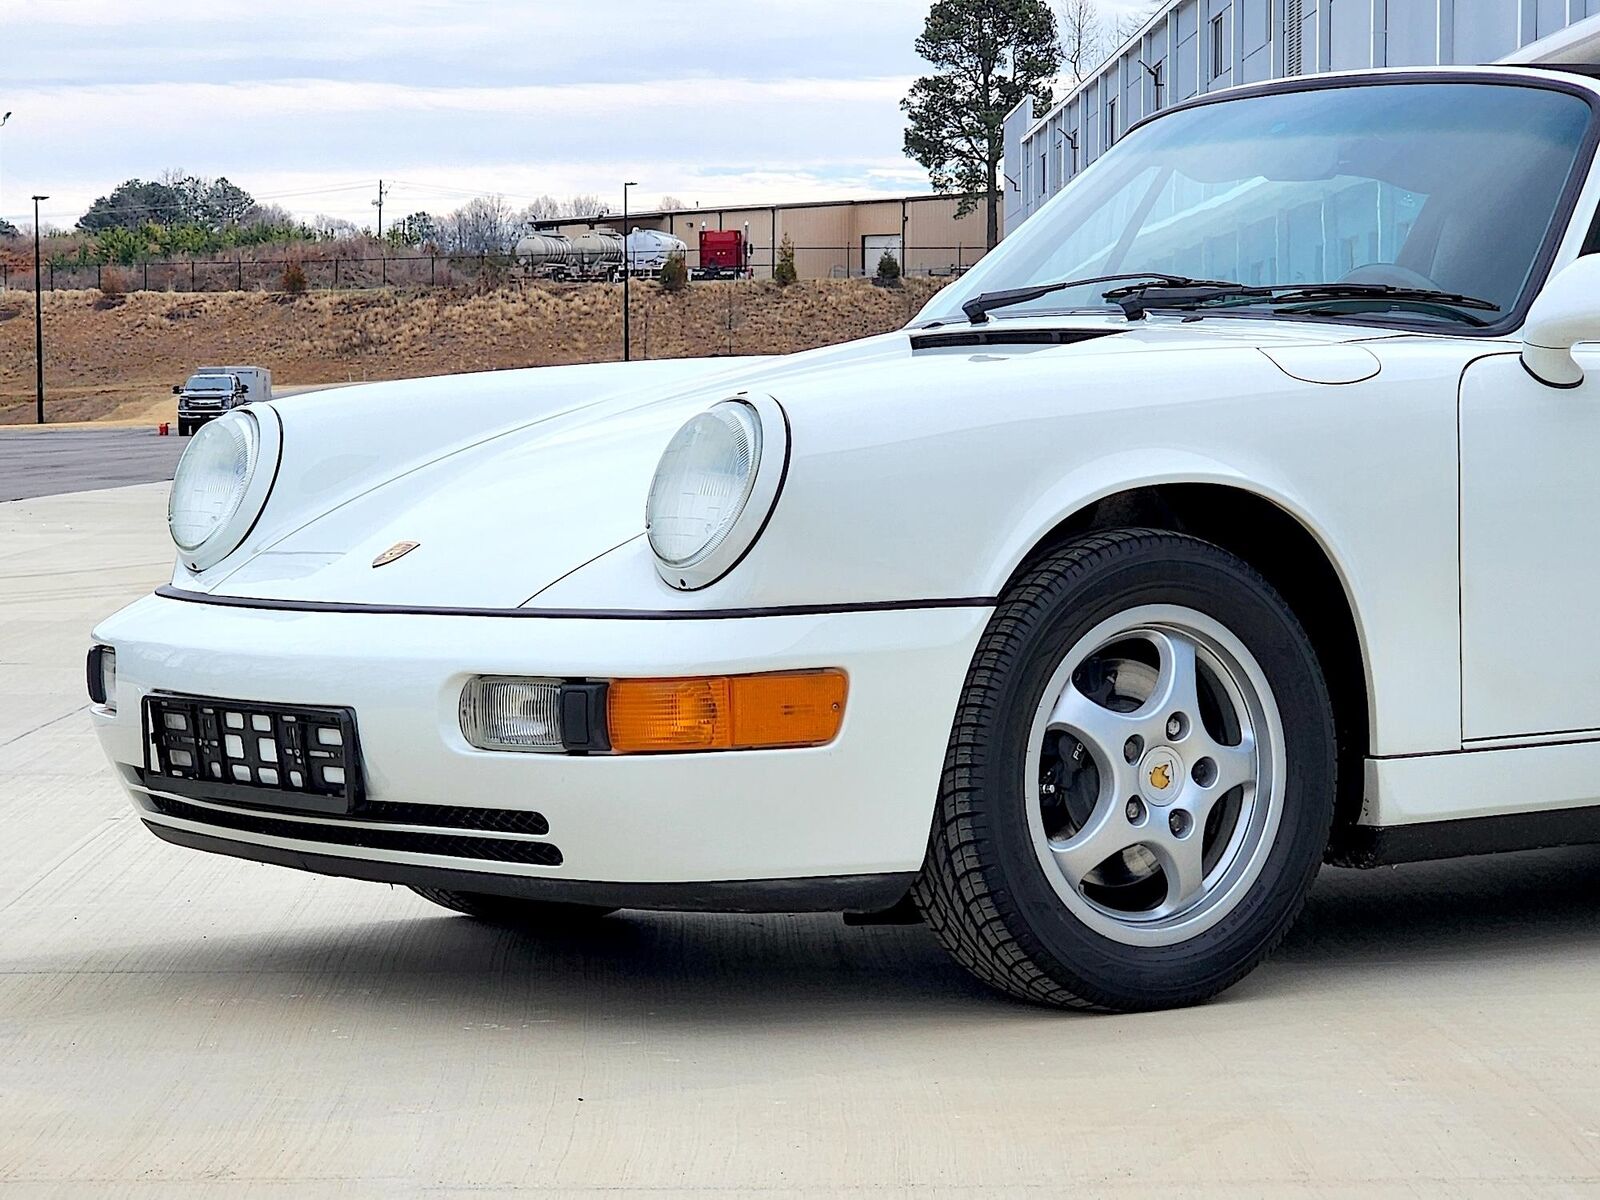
left=692, top=228, right=751, bottom=280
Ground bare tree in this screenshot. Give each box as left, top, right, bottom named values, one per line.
left=1059, top=0, right=1102, bottom=82
left=443, top=194, right=515, bottom=253
left=657, top=195, right=688, bottom=211
left=1057, top=1, right=1162, bottom=80
left=311, top=214, right=361, bottom=241
left=1113, top=2, right=1161, bottom=45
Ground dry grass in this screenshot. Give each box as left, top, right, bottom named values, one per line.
left=0, top=279, right=950, bottom=425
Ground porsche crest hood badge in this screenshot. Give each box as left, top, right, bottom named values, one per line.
left=372, top=541, right=421, bottom=568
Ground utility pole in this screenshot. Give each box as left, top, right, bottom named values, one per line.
left=372, top=179, right=389, bottom=240
left=622, top=180, right=636, bottom=362
left=32, top=194, right=47, bottom=424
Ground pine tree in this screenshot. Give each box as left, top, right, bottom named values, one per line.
left=902, top=0, right=1061, bottom=248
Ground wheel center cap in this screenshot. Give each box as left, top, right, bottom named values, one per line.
left=1138, top=746, right=1183, bottom=806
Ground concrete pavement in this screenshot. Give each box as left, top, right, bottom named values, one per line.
left=4, top=482, right=1600, bottom=1196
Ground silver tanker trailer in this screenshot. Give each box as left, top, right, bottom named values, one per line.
left=515, top=227, right=688, bottom=282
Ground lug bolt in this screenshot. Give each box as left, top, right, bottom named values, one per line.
left=1166, top=713, right=1188, bottom=740
left=1169, top=810, right=1191, bottom=837
left=1124, top=735, right=1143, bottom=763
left=1126, top=798, right=1144, bottom=823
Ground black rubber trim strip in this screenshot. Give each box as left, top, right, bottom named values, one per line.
left=143, top=820, right=918, bottom=913
left=153, top=584, right=997, bottom=620
left=1520, top=353, right=1585, bottom=390
left=1330, top=803, right=1600, bottom=869
left=672, top=395, right=794, bottom=592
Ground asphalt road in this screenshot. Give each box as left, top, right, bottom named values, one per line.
left=0, top=428, right=188, bottom=501
left=5, top=482, right=1600, bottom=1195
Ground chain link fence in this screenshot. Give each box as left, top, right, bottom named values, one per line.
left=0, top=246, right=986, bottom=293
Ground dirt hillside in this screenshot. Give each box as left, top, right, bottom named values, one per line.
left=0, top=278, right=949, bottom=425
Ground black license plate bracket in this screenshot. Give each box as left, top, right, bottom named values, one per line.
left=143, top=694, right=363, bottom=815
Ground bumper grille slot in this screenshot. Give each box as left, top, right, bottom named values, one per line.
left=362, top=801, right=548, bottom=836
left=148, top=795, right=563, bottom=867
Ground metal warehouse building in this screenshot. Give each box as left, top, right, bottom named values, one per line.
left=1007, top=1, right=1600, bottom=234
left=535, top=194, right=991, bottom=281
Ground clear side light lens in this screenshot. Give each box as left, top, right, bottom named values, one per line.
left=460, top=677, right=563, bottom=752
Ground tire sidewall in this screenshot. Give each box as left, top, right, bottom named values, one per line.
left=977, top=535, right=1335, bottom=1007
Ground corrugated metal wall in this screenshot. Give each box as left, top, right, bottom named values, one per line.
left=1006, top=0, right=1600, bottom=234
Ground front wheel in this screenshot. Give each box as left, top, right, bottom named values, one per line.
left=914, top=529, right=1335, bottom=1011
left=409, top=887, right=617, bottom=927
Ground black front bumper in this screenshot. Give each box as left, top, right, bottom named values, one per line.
left=142, top=821, right=917, bottom=914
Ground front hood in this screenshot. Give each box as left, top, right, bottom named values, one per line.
left=190, top=315, right=1398, bottom=608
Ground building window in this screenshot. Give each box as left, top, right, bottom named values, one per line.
left=1039, top=152, right=1047, bottom=198
left=1107, top=97, right=1117, bottom=145
left=1266, top=0, right=1274, bottom=41
left=1212, top=14, right=1226, bottom=78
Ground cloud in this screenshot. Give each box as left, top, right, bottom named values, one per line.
left=0, top=0, right=960, bottom=226
left=3, top=72, right=929, bottom=225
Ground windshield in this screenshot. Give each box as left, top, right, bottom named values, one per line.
left=920, top=80, right=1593, bottom=328
left=186, top=374, right=236, bottom=392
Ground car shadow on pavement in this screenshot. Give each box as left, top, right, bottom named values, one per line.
left=41, top=842, right=1600, bottom=1022
left=1279, top=842, right=1600, bottom=968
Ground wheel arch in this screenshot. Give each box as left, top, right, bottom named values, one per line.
left=1003, top=481, right=1372, bottom=839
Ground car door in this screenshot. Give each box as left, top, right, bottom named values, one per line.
left=1459, top=341, right=1600, bottom=741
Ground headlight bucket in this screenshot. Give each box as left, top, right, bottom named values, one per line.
left=168, top=406, right=281, bottom=572
left=645, top=395, right=789, bottom=590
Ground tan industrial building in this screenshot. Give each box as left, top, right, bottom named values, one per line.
left=535, top=194, right=991, bottom=281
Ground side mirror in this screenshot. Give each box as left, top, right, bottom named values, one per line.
left=1521, top=256, right=1600, bottom=388
left=172, top=385, right=182, bottom=394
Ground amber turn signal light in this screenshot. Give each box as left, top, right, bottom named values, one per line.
left=606, top=670, right=847, bottom=753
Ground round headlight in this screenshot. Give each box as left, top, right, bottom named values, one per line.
left=168, top=409, right=277, bottom=570
left=645, top=396, right=788, bottom=590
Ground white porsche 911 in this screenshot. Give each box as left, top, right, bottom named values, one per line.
left=90, top=58, right=1600, bottom=1011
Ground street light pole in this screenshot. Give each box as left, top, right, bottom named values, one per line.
left=0, top=113, right=12, bottom=239
left=32, top=194, right=47, bottom=424
left=622, top=181, right=637, bottom=362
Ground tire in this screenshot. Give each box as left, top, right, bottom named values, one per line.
left=409, top=886, right=617, bottom=927
left=177, top=419, right=191, bottom=437
left=914, top=529, right=1335, bottom=1012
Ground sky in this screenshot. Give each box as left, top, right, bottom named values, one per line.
left=0, top=0, right=1150, bottom=231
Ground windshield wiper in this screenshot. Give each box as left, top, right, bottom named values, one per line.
left=961, top=273, right=1239, bottom=324
left=1103, top=280, right=1500, bottom=325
